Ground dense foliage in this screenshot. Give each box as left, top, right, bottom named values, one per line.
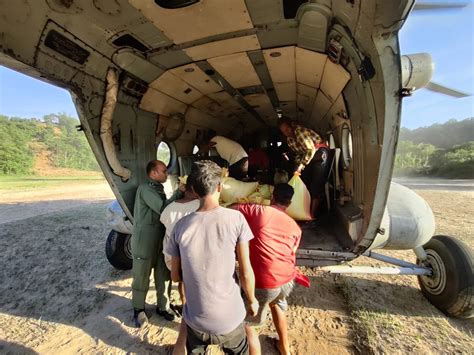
left=0, top=113, right=99, bottom=175
left=395, top=118, right=474, bottom=178
left=399, top=118, right=474, bottom=149
left=1, top=114, right=472, bottom=178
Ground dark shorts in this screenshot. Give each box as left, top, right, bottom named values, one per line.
left=245, top=280, right=294, bottom=326
left=229, top=157, right=249, bottom=180
left=301, top=153, right=330, bottom=198
left=186, top=322, right=249, bottom=355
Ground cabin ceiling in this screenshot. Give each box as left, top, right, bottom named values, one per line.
left=139, top=45, right=350, bottom=132
left=1, top=0, right=352, bottom=133
left=126, top=1, right=351, bottom=133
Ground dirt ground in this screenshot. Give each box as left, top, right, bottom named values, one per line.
left=0, top=183, right=472, bottom=354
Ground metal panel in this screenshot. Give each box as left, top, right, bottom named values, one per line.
left=185, top=107, right=221, bottom=131
left=247, top=50, right=279, bottom=107
left=263, top=46, right=295, bottom=84
left=170, top=63, right=223, bottom=95
left=244, top=93, right=278, bottom=122
left=140, top=88, right=187, bottom=115
left=128, top=0, right=254, bottom=45
left=149, top=71, right=203, bottom=104
left=208, top=91, right=245, bottom=111
left=295, top=47, right=327, bottom=89
left=324, top=94, right=348, bottom=128
left=320, top=60, right=351, bottom=102
left=257, top=21, right=298, bottom=49
left=245, top=0, right=282, bottom=25
left=332, top=0, right=360, bottom=35
left=311, top=90, right=332, bottom=122
left=184, top=35, right=261, bottom=61
left=208, top=52, right=261, bottom=88
left=280, top=101, right=297, bottom=119
left=113, top=50, right=164, bottom=83
left=148, top=49, right=193, bottom=69
left=274, top=82, right=296, bottom=102
left=297, top=4, right=331, bottom=52
left=191, top=96, right=223, bottom=117
left=297, top=83, right=317, bottom=121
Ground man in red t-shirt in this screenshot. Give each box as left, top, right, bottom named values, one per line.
left=235, top=183, right=301, bottom=355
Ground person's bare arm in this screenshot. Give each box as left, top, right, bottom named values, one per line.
left=236, top=242, right=258, bottom=316
left=171, top=256, right=182, bottom=282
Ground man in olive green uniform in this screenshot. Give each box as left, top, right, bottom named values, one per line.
left=132, top=159, right=183, bottom=327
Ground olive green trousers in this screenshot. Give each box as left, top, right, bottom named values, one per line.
left=131, top=225, right=171, bottom=311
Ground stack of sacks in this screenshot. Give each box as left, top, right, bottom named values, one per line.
left=220, top=177, right=259, bottom=206
left=236, top=184, right=273, bottom=205
left=184, top=169, right=310, bottom=221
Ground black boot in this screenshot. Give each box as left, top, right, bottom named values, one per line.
left=170, top=303, right=183, bottom=317
left=133, top=309, right=148, bottom=328
left=156, top=307, right=175, bottom=321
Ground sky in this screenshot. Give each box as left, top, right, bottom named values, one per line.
left=0, top=1, right=472, bottom=129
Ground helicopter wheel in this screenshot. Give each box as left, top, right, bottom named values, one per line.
left=417, top=235, right=473, bottom=318
left=105, top=230, right=133, bottom=270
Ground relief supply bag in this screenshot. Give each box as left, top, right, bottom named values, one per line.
left=286, top=174, right=313, bottom=221
left=220, top=177, right=259, bottom=204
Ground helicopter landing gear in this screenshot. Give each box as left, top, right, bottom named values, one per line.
left=417, top=235, right=473, bottom=319
left=105, top=230, right=133, bottom=270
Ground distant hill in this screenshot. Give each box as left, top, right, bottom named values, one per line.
left=399, top=118, right=474, bottom=149
left=0, top=113, right=99, bottom=175
left=395, top=118, right=474, bottom=178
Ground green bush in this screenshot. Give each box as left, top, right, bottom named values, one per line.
left=0, top=113, right=99, bottom=175
left=395, top=140, right=474, bottom=178
left=428, top=142, right=474, bottom=178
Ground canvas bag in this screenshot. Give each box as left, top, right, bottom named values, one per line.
left=220, top=177, right=259, bottom=204
left=286, top=174, right=313, bottom=221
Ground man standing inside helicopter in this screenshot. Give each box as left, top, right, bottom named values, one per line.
left=278, top=118, right=331, bottom=218
left=131, top=159, right=184, bottom=327
left=199, top=134, right=249, bottom=180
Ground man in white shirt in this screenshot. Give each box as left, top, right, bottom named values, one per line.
left=207, top=135, right=248, bottom=180
left=161, top=180, right=199, bottom=306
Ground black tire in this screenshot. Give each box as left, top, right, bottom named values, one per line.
left=417, top=235, right=473, bottom=318
left=105, top=230, right=133, bottom=270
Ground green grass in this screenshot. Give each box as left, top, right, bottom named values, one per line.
left=0, top=175, right=106, bottom=190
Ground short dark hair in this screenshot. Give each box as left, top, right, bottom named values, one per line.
left=277, top=117, right=293, bottom=128
left=189, top=160, right=222, bottom=197
left=273, top=183, right=294, bottom=207
left=146, top=160, right=160, bottom=176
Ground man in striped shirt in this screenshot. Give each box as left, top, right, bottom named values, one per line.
left=278, top=118, right=330, bottom=217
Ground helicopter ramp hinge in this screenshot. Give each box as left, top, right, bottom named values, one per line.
left=76, top=124, right=84, bottom=132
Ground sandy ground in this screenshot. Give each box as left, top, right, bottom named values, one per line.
left=0, top=181, right=114, bottom=224
left=0, top=183, right=472, bottom=354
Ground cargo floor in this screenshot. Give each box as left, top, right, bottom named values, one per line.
left=298, top=214, right=354, bottom=252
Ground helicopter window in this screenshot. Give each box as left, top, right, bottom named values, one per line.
left=341, top=125, right=352, bottom=168
left=157, top=141, right=172, bottom=167
left=154, top=0, right=199, bottom=9
left=283, top=0, right=307, bottom=19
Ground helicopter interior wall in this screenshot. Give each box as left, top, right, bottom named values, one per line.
left=0, top=0, right=393, bottom=253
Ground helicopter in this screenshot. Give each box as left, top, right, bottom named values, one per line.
left=0, top=0, right=472, bottom=319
